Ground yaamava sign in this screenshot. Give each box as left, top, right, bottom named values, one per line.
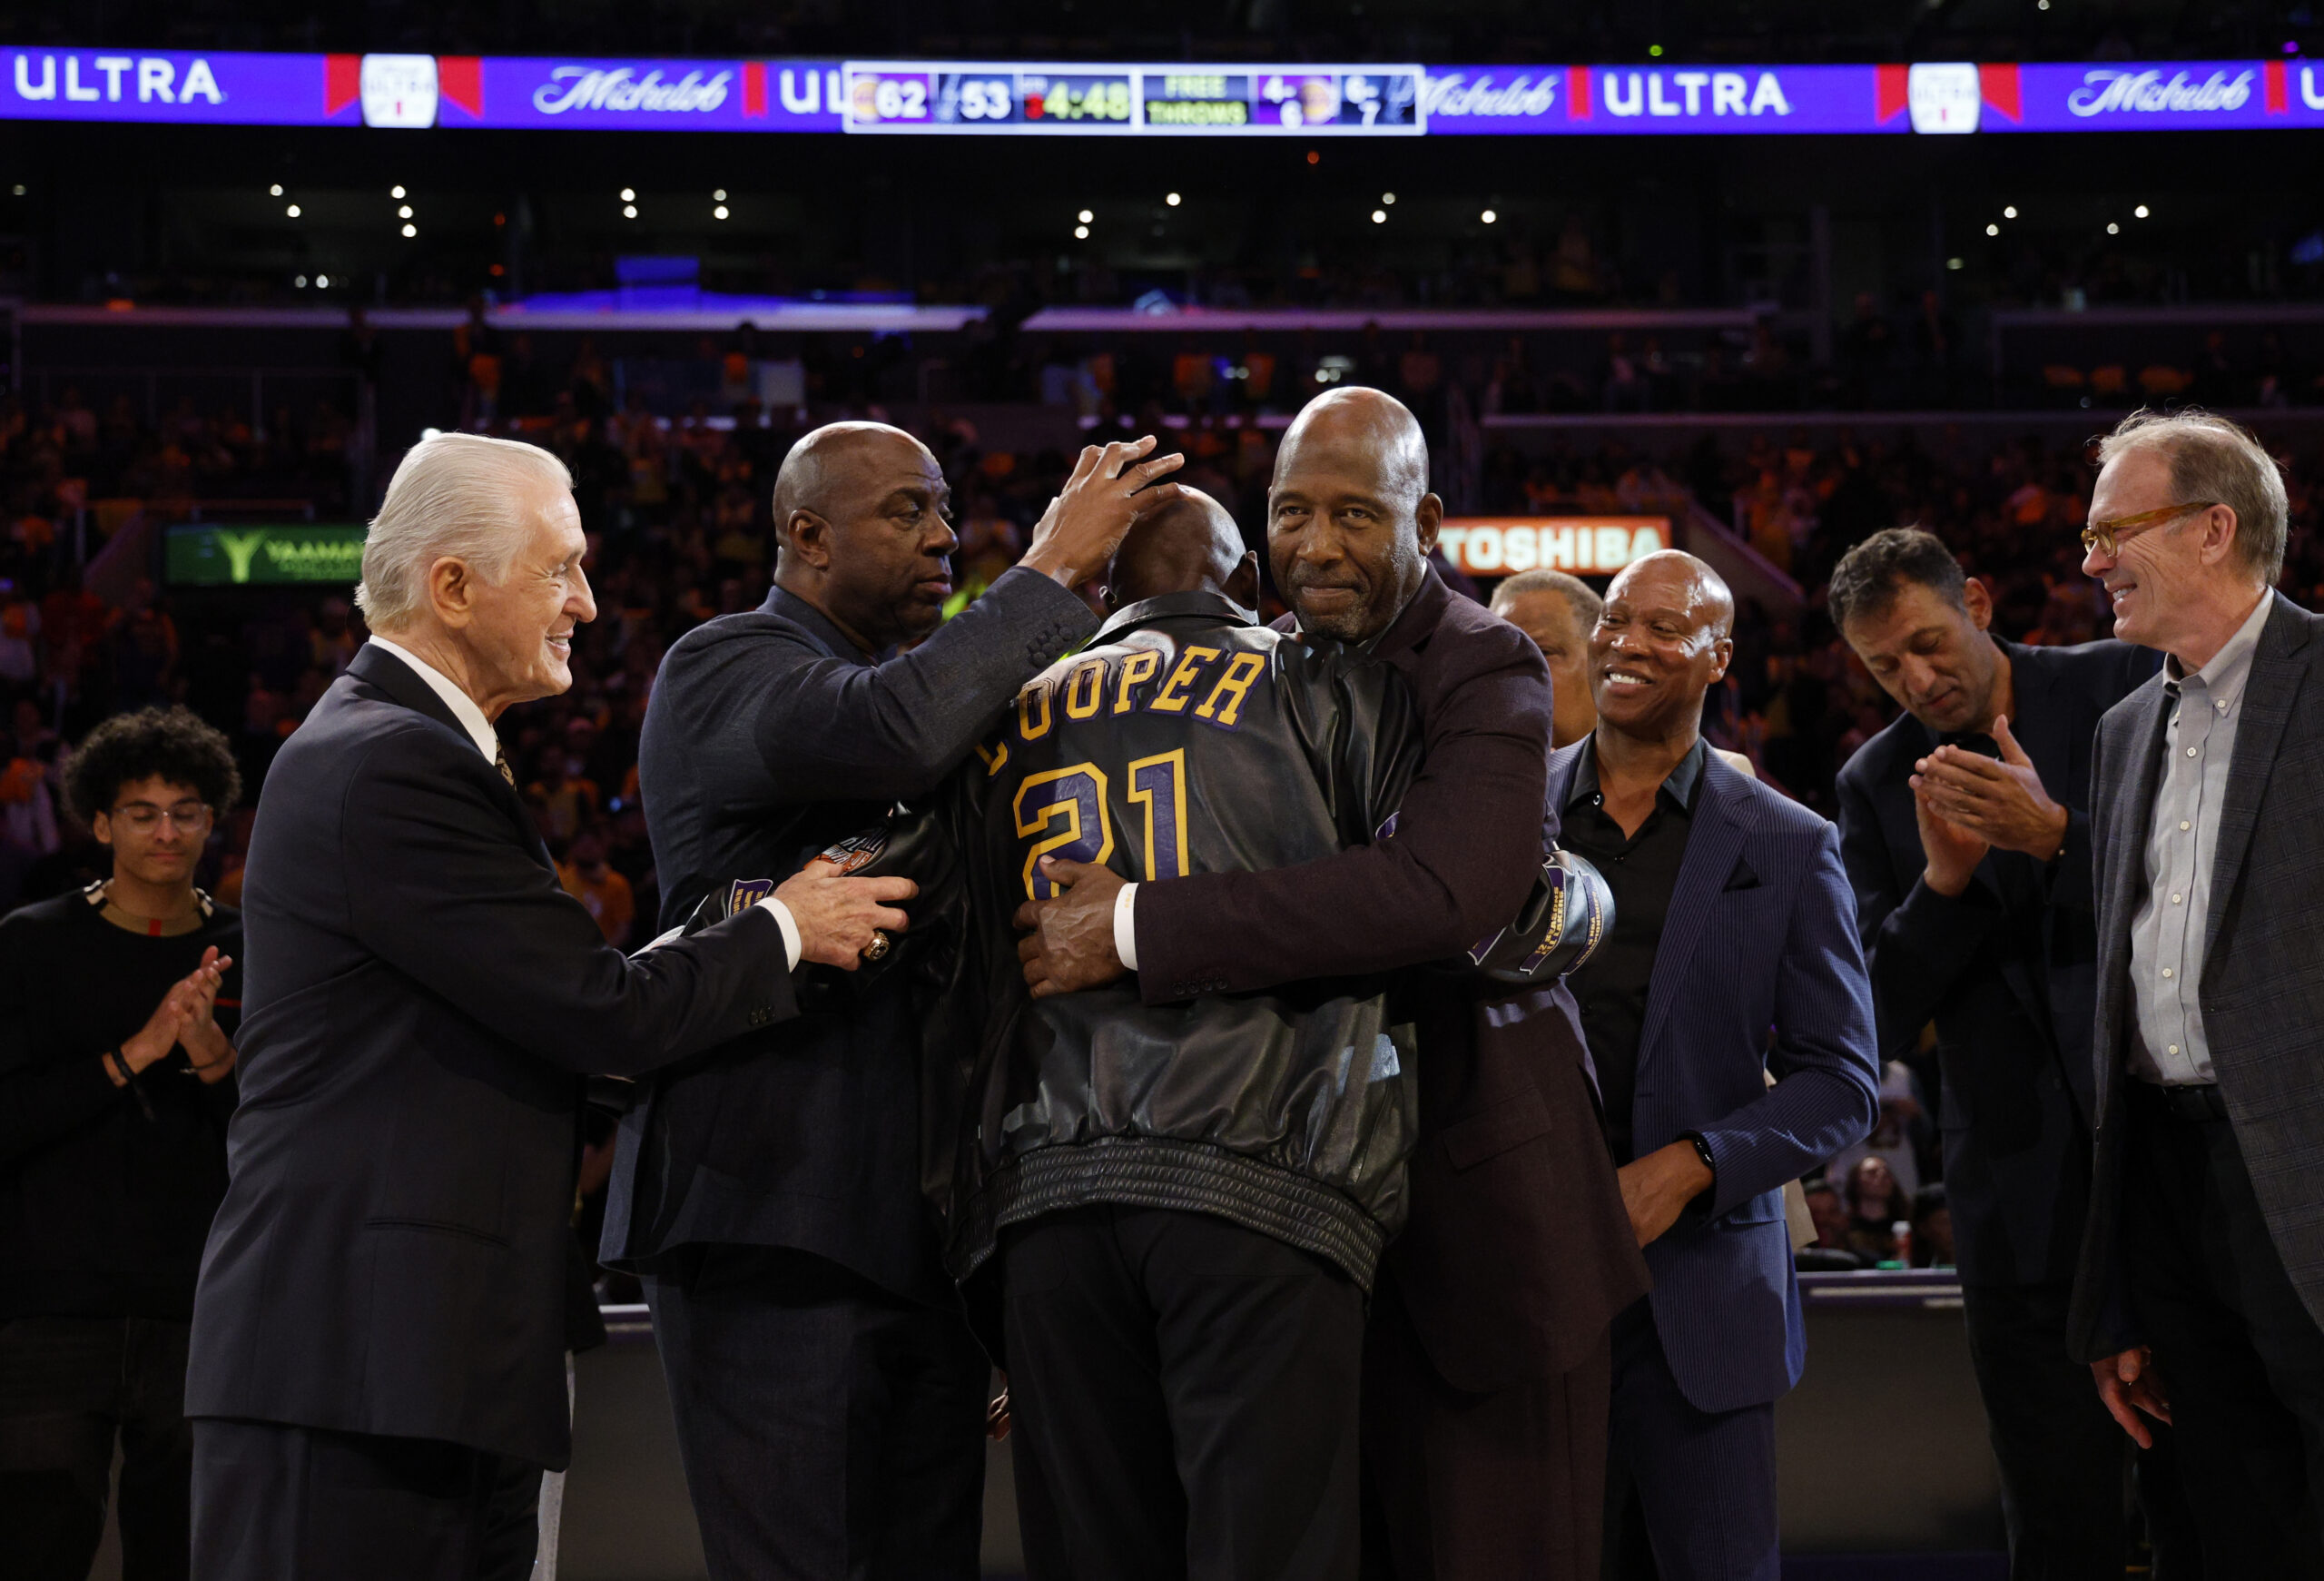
left=166, top=523, right=368, bottom=586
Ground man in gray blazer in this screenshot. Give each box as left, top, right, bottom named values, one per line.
left=2069, top=408, right=2324, bottom=1569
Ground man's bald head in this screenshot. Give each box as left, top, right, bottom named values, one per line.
left=1266, top=387, right=1443, bottom=641
left=1105, top=488, right=1256, bottom=610
left=1607, top=550, right=1735, bottom=639
left=770, top=420, right=957, bottom=652
left=1273, top=387, right=1430, bottom=508
left=771, top=421, right=936, bottom=542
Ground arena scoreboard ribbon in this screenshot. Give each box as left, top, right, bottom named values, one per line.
left=7, top=48, right=2323, bottom=136
left=838, top=63, right=1424, bottom=134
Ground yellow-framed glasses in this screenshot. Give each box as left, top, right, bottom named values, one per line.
left=2080, top=500, right=2217, bottom=558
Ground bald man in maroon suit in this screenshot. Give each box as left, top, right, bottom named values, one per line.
left=1019, top=388, right=1649, bottom=1580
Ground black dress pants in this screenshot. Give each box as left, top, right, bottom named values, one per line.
left=1360, top=1270, right=1610, bottom=1581
left=188, top=1418, right=541, bottom=1581
left=645, top=1244, right=990, bottom=1580
left=0, top=1315, right=194, bottom=1581
left=2124, top=1080, right=2324, bottom=1575
left=1961, top=1280, right=2133, bottom=1581
left=1001, top=1205, right=1365, bottom=1581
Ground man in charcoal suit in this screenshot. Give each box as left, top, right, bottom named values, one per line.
left=2071, top=409, right=2324, bottom=1571
left=603, top=424, right=1183, bottom=1577
left=1831, top=526, right=2166, bottom=1578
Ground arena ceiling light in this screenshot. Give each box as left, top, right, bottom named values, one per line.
left=1481, top=208, right=1498, bottom=223
left=295, top=273, right=308, bottom=286
left=2106, top=222, right=2120, bottom=233
left=714, top=204, right=729, bottom=218
left=624, top=203, right=638, bottom=218
left=1371, top=208, right=1387, bottom=223
left=620, top=187, right=635, bottom=201
left=398, top=204, right=413, bottom=218
left=2135, top=203, right=2151, bottom=218
left=1166, top=192, right=1181, bottom=205
left=286, top=203, right=300, bottom=217
left=402, top=222, right=417, bottom=237
left=714, top=188, right=727, bottom=200
left=270, top=183, right=283, bottom=196
left=391, top=184, right=406, bottom=199
left=1985, top=222, right=2000, bottom=235
left=1078, top=208, right=1094, bottom=222
left=1381, top=192, right=1395, bottom=203
left=2003, top=205, right=2017, bottom=218
left=1074, top=223, right=1089, bottom=238
left=317, top=273, right=330, bottom=286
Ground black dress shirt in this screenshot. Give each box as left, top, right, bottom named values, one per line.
left=1561, top=737, right=1708, bottom=1164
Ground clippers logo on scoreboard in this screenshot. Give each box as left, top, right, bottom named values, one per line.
left=359, top=54, right=438, bottom=127
left=1436, top=517, right=1669, bottom=577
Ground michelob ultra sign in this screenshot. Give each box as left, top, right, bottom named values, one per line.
left=166, top=524, right=366, bottom=586
left=1437, top=517, right=1669, bottom=577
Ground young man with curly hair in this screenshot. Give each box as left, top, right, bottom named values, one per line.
left=0, top=705, right=243, bottom=1581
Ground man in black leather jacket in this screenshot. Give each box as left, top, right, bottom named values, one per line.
left=945, top=490, right=1425, bottom=1581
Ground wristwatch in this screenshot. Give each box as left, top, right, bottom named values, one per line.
left=1682, top=1131, right=1718, bottom=1181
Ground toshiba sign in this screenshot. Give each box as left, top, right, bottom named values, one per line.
left=1437, top=517, right=1669, bottom=577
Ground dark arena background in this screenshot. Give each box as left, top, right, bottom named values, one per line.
left=5, top=1, right=2322, bottom=1577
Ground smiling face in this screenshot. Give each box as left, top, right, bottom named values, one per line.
left=1839, top=578, right=2003, bottom=736
left=1589, top=553, right=1733, bottom=742
left=459, top=481, right=596, bottom=710
left=2081, top=444, right=2231, bottom=655
left=1267, top=393, right=1439, bottom=642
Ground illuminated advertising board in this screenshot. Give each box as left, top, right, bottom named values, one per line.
left=1437, top=518, right=1669, bottom=578
left=7, top=49, right=2324, bottom=135
left=165, top=524, right=367, bottom=587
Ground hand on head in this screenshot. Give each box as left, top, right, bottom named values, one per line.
left=1102, top=488, right=1256, bottom=612
left=1020, top=437, right=1188, bottom=590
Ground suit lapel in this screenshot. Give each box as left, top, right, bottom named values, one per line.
left=1636, top=762, right=1748, bottom=1066
left=2093, top=678, right=2171, bottom=1107
left=2201, top=597, right=2313, bottom=974
left=1992, top=646, right=2073, bottom=1025
left=350, top=643, right=553, bottom=873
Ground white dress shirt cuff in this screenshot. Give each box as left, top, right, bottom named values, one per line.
left=1113, top=882, right=1139, bottom=973
left=755, top=896, right=803, bottom=970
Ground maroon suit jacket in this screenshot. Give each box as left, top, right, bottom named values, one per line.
left=1137, top=569, right=1649, bottom=1389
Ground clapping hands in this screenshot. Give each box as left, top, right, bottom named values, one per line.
left=113, top=945, right=237, bottom=1086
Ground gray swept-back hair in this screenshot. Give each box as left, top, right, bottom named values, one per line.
left=356, top=432, right=574, bottom=629
left=2095, top=408, right=2288, bottom=586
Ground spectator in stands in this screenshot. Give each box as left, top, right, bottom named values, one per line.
left=0, top=705, right=241, bottom=1581
left=1843, top=1155, right=1913, bottom=1264
left=558, top=825, right=635, bottom=949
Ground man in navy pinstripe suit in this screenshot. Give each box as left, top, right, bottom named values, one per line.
left=1555, top=552, right=1880, bottom=1581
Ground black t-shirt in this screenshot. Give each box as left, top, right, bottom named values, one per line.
left=1560, top=739, right=1706, bottom=1165
left=0, top=886, right=242, bottom=1320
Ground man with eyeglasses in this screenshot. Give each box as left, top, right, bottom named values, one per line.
left=0, top=705, right=242, bottom=1581
left=2069, top=408, right=2324, bottom=1568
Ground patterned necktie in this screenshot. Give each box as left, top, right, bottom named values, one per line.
left=494, top=743, right=516, bottom=786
